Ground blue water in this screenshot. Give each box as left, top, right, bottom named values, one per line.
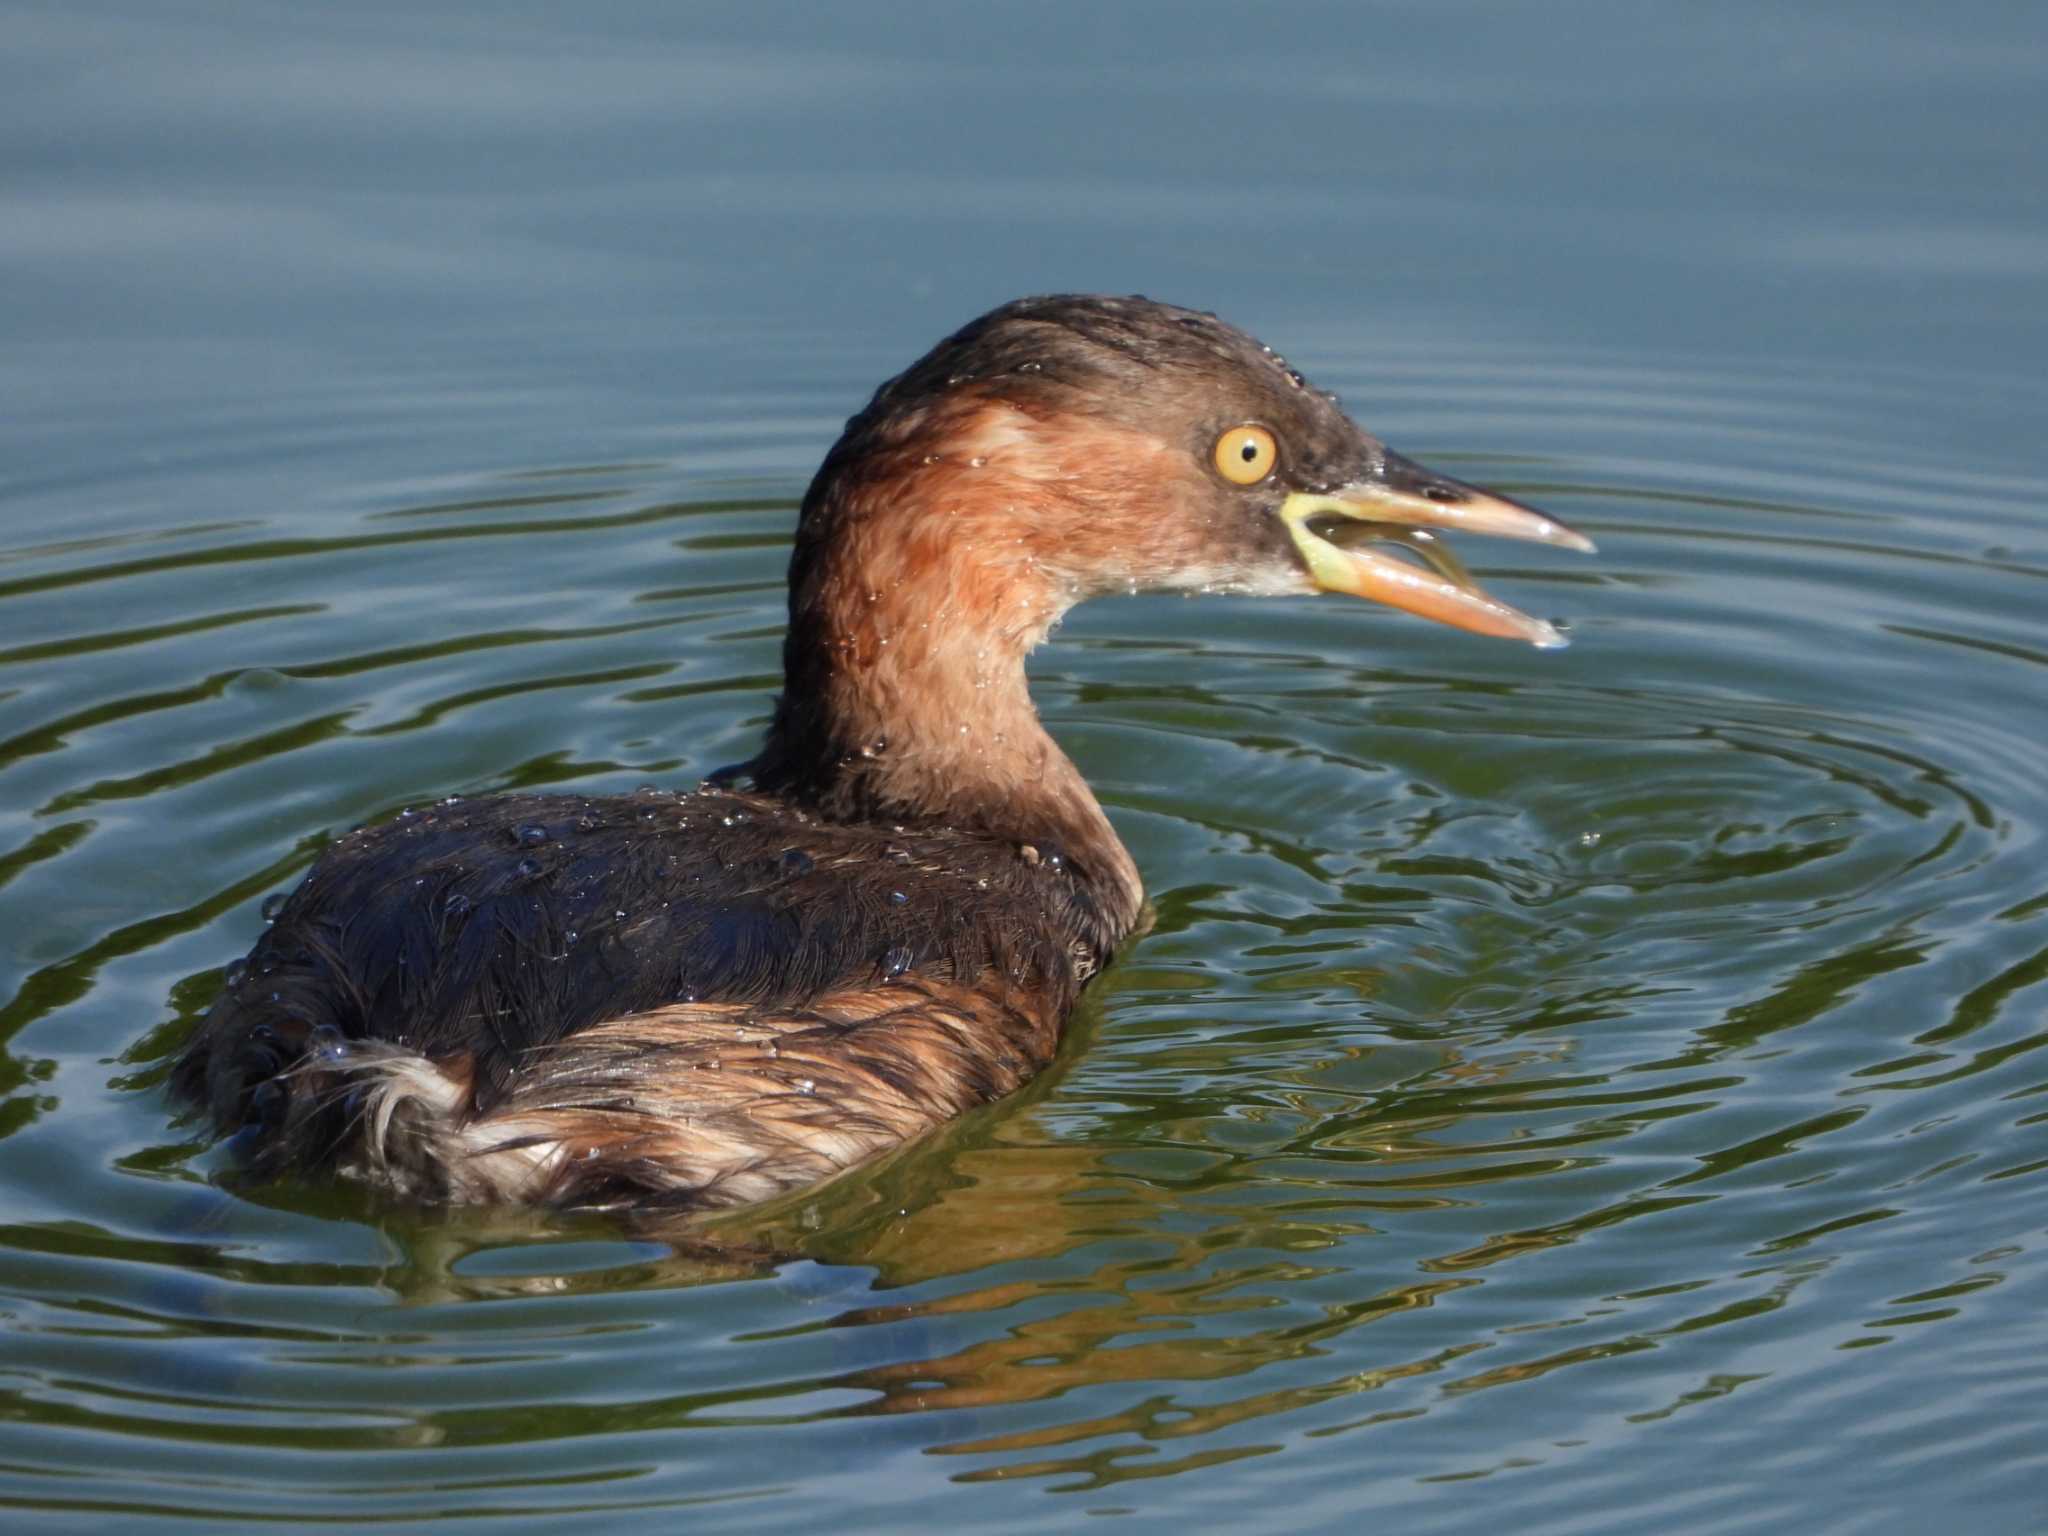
left=3, top=3, right=2046, bottom=1530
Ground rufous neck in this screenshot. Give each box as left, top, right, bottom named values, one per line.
left=749, top=445, right=1143, bottom=930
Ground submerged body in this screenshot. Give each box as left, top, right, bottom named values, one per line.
left=179, top=788, right=1114, bottom=1205
left=173, top=294, right=1589, bottom=1208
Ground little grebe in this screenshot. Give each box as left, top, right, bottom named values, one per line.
left=172, top=295, right=1592, bottom=1209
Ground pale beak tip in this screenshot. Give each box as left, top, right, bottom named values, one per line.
left=1526, top=517, right=1596, bottom=555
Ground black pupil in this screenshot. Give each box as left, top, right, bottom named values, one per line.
left=1239, top=441, right=1258, bottom=461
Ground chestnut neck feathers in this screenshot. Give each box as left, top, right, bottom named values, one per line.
left=749, top=394, right=1149, bottom=930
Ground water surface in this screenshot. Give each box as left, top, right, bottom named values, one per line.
left=4, top=4, right=2046, bottom=1530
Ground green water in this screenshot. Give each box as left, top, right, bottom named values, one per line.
left=4, top=4, right=2046, bottom=1530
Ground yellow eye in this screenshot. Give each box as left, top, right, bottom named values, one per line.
left=1213, top=424, right=1278, bottom=485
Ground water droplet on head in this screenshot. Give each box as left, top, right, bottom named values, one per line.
left=516, top=856, right=543, bottom=878
left=515, top=823, right=549, bottom=847
left=224, top=961, right=249, bottom=990
left=889, top=889, right=908, bottom=904
left=795, top=1078, right=816, bottom=1096
left=882, top=945, right=913, bottom=979
left=779, top=848, right=816, bottom=878
left=443, top=892, right=472, bottom=918
left=261, top=893, right=287, bottom=922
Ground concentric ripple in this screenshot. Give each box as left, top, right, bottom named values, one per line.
left=2, top=345, right=2045, bottom=1529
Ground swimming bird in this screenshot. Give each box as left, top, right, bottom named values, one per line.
left=172, top=294, right=1592, bottom=1210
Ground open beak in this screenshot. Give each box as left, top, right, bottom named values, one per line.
left=1279, top=450, right=1594, bottom=648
